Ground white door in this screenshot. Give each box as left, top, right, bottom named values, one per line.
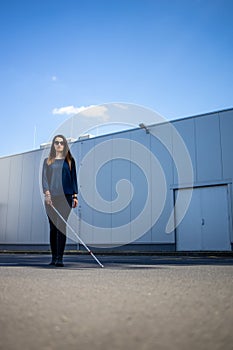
left=175, top=185, right=231, bottom=251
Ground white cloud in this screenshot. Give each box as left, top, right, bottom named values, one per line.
left=80, top=105, right=109, bottom=121
left=52, top=105, right=88, bottom=115
left=52, top=105, right=109, bottom=121
left=51, top=76, right=57, bottom=81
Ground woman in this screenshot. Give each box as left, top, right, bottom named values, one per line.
left=42, top=135, right=78, bottom=267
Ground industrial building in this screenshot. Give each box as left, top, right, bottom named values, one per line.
left=0, top=107, right=232, bottom=252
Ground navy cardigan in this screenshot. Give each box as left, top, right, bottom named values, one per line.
left=42, top=158, right=78, bottom=196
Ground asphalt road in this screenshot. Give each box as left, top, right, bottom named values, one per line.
left=0, top=254, right=233, bottom=350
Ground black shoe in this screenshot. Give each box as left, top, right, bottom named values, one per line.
left=55, top=259, right=64, bottom=267
left=49, top=258, right=57, bottom=266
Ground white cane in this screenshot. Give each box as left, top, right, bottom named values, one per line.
left=51, top=205, right=104, bottom=268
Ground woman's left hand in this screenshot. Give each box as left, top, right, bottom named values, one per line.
left=72, top=198, right=78, bottom=208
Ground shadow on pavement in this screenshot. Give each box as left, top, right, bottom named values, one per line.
left=0, top=254, right=233, bottom=269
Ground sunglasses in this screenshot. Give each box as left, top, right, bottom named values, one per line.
left=54, top=141, right=64, bottom=146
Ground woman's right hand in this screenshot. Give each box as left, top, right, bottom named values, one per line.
left=45, top=191, right=52, bottom=206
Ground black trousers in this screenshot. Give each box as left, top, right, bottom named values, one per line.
left=46, top=195, right=72, bottom=260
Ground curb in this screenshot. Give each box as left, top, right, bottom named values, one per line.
left=0, top=250, right=233, bottom=257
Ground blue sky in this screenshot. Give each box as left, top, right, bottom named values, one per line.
left=0, top=0, right=233, bottom=157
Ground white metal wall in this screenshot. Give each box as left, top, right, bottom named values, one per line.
left=0, top=108, right=232, bottom=250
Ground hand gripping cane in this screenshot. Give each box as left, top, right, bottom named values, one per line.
left=51, top=205, right=104, bottom=268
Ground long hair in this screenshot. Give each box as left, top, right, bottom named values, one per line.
left=47, top=135, right=73, bottom=169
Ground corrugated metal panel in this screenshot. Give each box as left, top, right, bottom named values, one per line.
left=219, top=109, right=233, bottom=245
left=172, top=118, right=197, bottom=184
left=17, top=152, right=36, bottom=243
left=31, top=150, right=49, bottom=243
left=78, top=138, right=95, bottom=244
left=195, top=113, right=222, bottom=182
left=6, top=155, right=23, bottom=242
left=130, top=129, right=152, bottom=243
left=0, top=157, right=11, bottom=243
left=149, top=123, right=175, bottom=243
left=66, top=141, right=80, bottom=246
left=110, top=131, right=132, bottom=245
left=219, top=109, right=233, bottom=179
left=93, top=134, right=113, bottom=245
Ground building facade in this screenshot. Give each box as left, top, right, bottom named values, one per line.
left=0, top=108, right=232, bottom=252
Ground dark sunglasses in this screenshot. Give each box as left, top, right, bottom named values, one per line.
left=54, top=141, right=64, bottom=145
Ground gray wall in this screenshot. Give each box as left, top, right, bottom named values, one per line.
left=0, top=108, right=232, bottom=251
